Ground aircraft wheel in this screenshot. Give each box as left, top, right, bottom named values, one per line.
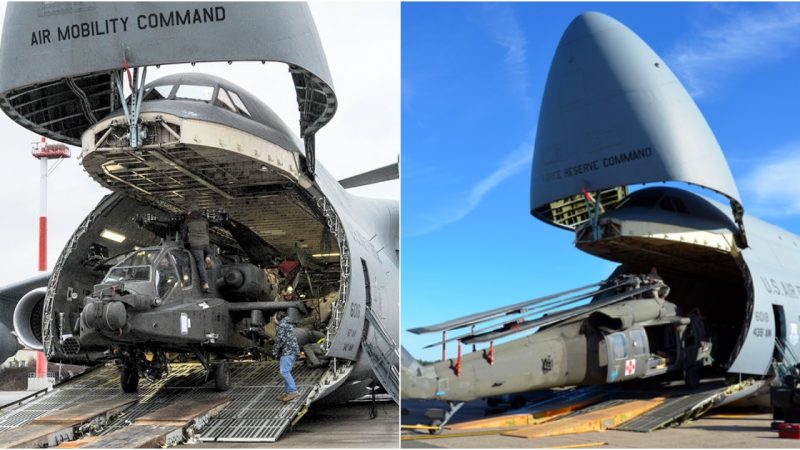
left=214, top=360, right=231, bottom=391
left=428, top=419, right=443, bottom=434
left=120, top=364, right=139, bottom=393
left=486, top=397, right=500, bottom=408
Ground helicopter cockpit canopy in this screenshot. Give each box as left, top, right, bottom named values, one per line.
left=102, top=247, right=191, bottom=298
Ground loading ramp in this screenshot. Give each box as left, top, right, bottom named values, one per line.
left=403, top=377, right=766, bottom=441
left=614, top=378, right=765, bottom=432
left=0, top=398, right=136, bottom=448
left=0, top=361, right=327, bottom=444
left=77, top=396, right=231, bottom=448
left=363, top=307, right=399, bottom=403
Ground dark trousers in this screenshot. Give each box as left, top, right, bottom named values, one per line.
left=190, top=245, right=212, bottom=285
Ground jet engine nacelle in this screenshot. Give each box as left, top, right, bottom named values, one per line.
left=12, top=287, right=46, bottom=351
left=0, top=322, right=20, bottom=363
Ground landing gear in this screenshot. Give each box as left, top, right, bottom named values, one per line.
left=193, top=347, right=232, bottom=391
left=213, top=360, right=231, bottom=391
left=116, top=348, right=167, bottom=393
left=120, top=363, right=140, bottom=393
left=424, top=401, right=464, bottom=434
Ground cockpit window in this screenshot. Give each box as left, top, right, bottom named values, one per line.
left=216, top=89, right=237, bottom=113
left=658, top=197, right=676, bottom=213
left=143, top=85, right=173, bottom=101
left=227, top=90, right=251, bottom=117
left=626, top=195, right=658, bottom=209
left=657, top=196, right=690, bottom=215
left=155, top=255, right=180, bottom=297
left=610, top=333, right=628, bottom=360
left=672, top=197, right=689, bottom=214
left=630, top=329, right=647, bottom=356
left=170, top=250, right=193, bottom=288
left=102, top=250, right=160, bottom=283
left=174, top=85, right=214, bottom=102
left=104, top=266, right=150, bottom=283
left=119, top=250, right=160, bottom=267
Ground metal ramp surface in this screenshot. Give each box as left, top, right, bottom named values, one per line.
left=363, top=307, right=399, bottom=403
left=197, top=363, right=325, bottom=442
left=77, top=396, right=231, bottom=448
left=0, top=361, right=325, bottom=443
left=0, top=398, right=136, bottom=448
left=614, top=379, right=763, bottom=432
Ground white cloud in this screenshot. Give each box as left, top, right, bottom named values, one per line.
left=410, top=142, right=532, bottom=236
left=668, top=3, right=800, bottom=97
left=480, top=4, right=531, bottom=109
left=741, top=143, right=800, bottom=217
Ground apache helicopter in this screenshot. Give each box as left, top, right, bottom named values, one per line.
left=0, top=2, right=398, bottom=404
left=402, top=11, right=800, bottom=411
left=77, top=209, right=330, bottom=393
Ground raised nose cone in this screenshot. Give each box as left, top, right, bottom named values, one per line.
left=532, top=12, right=741, bottom=229
left=558, top=11, right=624, bottom=46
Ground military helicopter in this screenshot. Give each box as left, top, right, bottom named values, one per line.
left=77, top=211, right=323, bottom=392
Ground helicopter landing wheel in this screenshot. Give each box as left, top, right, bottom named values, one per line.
left=120, top=363, right=140, bottom=393
left=214, top=360, right=231, bottom=391
left=428, top=419, right=443, bottom=434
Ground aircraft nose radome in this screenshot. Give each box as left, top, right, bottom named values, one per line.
left=552, top=11, right=668, bottom=94
left=558, top=12, right=626, bottom=47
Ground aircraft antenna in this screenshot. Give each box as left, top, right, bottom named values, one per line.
left=30, top=136, right=71, bottom=389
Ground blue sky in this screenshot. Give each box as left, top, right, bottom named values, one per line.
left=401, top=2, right=800, bottom=361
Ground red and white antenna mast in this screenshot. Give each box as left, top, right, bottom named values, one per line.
left=30, top=137, right=70, bottom=380
left=31, top=137, right=71, bottom=271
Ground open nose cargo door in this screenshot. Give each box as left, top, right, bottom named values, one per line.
left=530, top=12, right=746, bottom=246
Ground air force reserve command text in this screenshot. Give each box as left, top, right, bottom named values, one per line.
left=30, top=6, right=226, bottom=46
left=543, top=146, right=654, bottom=181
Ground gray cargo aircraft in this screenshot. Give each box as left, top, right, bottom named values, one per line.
left=0, top=2, right=398, bottom=404
left=403, top=12, right=799, bottom=408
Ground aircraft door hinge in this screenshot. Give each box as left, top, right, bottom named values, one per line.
left=730, top=199, right=748, bottom=248
left=113, top=63, right=148, bottom=150
left=303, top=135, right=316, bottom=180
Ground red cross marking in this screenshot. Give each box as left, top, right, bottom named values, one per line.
left=625, top=358, right=636, bottom=376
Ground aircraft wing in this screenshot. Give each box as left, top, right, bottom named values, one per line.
left=339, top=163, right=399, bottom=189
